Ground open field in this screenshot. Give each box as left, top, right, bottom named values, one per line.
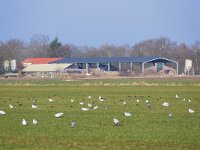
left=0, top=78, right=200, bottom=149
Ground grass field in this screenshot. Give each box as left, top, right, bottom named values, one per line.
left=0, top=78, right=200, bottom=149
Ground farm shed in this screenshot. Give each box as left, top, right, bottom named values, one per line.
left=22, top=64, right=72, bottom=77
left=50, top=56, right=178, bottom=75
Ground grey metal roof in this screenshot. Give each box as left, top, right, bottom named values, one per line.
left=49, top=56, right=177, bottom=64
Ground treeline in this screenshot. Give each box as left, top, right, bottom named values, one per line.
left=0, top=34, right=199, bottom=74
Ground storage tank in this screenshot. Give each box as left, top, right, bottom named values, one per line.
left=184, top=59, right=192, bottom=74
left=10, top=59, right=17, bottom=72
left=3, top=60, right=10, bottom=72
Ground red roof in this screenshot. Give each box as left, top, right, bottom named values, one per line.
left=21, top=58, right=63, bottom=64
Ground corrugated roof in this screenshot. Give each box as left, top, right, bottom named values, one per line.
left=22, top=64, right=72, bottom=72
left=21, top=58, right=63, bottom=64
left=50, top=56, right=176, bottom=64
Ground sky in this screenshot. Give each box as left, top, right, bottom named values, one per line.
left=0, top=0, right=200, bottom=47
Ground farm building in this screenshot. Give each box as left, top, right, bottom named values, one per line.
left=21, top=56, right=178, bottom=76
left=50, top=56, right=178, bottom=76
left=21, top=58, right=69, bottom=77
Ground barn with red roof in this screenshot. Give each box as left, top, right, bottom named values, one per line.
left=21, top=58, right=62, bottom=67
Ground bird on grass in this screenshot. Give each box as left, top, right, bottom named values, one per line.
left=9, top=104, right=14, bottom=109
left=88, top=103, right=93, bottom=108
left=93, top=106, right=98, bottom=110
left=113, top=118, right=120, bottom=126
left=82, top=108, right=89, bottom=111
left=55, top=112, right=64, bottom=118
left=33, top=119, right=38, bottom=125
left=189, top=108, right=195, bottom=113
left=70, top=122, right=76, bottom=128
left=48, top=98, right=54, bottom=102
left=80, top=102, right=85, bottom=105
left=124, top=112, right=132, bottom=117
left=22, top=119, right=28, bottom=126
left=99, top=96, right=105, bottom=102
left=32, top=104, right=39, bottom=109
left=162, top=102, right=169, bottom=107
left=168, top=113, right=173, bottom=118
left=123, top=101, right=127, bottom=106
left=0, top=110, right=6, bottom=115
left=146, top=100, right=151, bottom=109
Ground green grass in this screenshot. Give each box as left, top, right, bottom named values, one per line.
left=0, top=79, right=200, bottom=149
left=0, top=77, right=200, bottom=86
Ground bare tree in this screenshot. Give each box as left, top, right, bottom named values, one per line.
left=191, top=41, right=200, bottom=74
left=29, top=34, right=50, bottom=57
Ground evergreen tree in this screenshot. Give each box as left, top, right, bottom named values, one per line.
left=48, top=37, right=62, bottom=57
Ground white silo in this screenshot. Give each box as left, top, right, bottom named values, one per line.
left=10, top=59, right=17, bottom=72
left=3, top=60, right=10, bottom=72
left=184, top=59, right=192, bottom=74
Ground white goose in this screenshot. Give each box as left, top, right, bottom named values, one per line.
left=93, top=106, right=98, bottom=110
left=162, top=102, right=169, bottom=107
left=113, top=118, right=120, bottom=125
left=48, top=98, right=54, bottom=102
left=82, top=108, right=89, bottom=111
left=9, top=104, right=14, bottom=109
left=124, top=112, right=132, bottom=117
left=99, top=96, right=105, bottom=102
left=88, top=103, right=93, bottom=108
left=32, top=104, right=39, bottom=109
left=189, top=108, right=195, bottom=113
left=55, top=112, right=64, bottom=118
left=123, top=101, right=127, bottom=105
left=80, top=102, right=85, bottom=105
left=22, top=119, right=28, bottom=126
left=0, top=110, right=6, bottom=115
left=33, top=119, right=38, bottom=125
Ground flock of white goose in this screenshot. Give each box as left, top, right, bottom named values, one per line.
left=0, top=94, right=196, bottom=127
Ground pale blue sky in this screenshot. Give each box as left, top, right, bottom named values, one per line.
left=0, top=0, right=199, bottom=46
